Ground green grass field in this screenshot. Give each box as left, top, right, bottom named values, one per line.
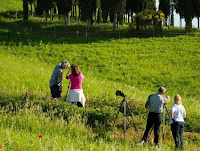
left=1, top=0, right=200, bottom=150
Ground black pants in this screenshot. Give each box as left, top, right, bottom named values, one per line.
left=50, top=84, right=62, bottom=98
left=142, top=112, right=161, bottom=144
left=171, top=121, right=184, bottom=149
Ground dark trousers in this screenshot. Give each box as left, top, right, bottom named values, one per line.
left=142, top=112, right=161, bottom=144
left=171, top=121, right=184, bottom=149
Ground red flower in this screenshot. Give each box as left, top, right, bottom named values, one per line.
left=0, top=145, right=2, bottom=148
left=16, top=148, right=19, bottom=151
left=38, top=135, right=43, bottom=139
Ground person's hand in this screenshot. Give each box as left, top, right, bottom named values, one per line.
left=166, top=96, right=170, bottom=101
left=67, top=62, right=70, bottom=68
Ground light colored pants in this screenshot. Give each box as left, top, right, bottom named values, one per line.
left=67, top=89, right=86, bottom=107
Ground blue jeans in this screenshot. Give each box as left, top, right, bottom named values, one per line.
left=171, top=121, right=184, bottom=149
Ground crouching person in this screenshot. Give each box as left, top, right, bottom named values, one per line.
left=66, top=65, right=86, bottom=107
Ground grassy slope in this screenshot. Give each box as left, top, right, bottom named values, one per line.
left=1, top=1, right=200, bottom=150
left=0, top=50, right=198, bottom=150
left=0, top=0, right=22, bottom=12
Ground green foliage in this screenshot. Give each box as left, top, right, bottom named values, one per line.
left=135, top=9, right=165, bottom=31
left=0, top=0, right=22, bottom=12
left=57, top=0, right=72, bottom=15
left=159, top=0, right=170, bottom=18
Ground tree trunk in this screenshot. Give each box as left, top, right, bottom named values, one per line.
left=185, top=16, right=192, bottom=32
left=75, top=4, right=78, bottom=22
left=180, top=16, right=182, bottom=27
left=72, top=5, right=74, bottom=17
left=23, top=0, right=28, bottom=21
left=128, top=13, right=130, bottom=23
left=31, top=3, right=33, bottom=16
left=131, top=11, right=134, bottom=23
left=68, top=12, right=70, bottom=25
left=45, top=11, right=48, bottom=25
left=87, top=20, right=90, bottom=30
left=113, top=14, right=116, bottom=31
left=64, top=13, right=67, bottom=30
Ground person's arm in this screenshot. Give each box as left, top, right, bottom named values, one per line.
left=66, top=68, right=71, bottom=79
left=183, top=106, right=186, bottom=118
left=164, top=96, right=170, bottom=104
left=56, top=69, right=62, bottom=84
left=170, top=109, right=175, bottom=121
left=145, top=95, right=151, bottom=108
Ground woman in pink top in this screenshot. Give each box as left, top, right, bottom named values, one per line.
left=66, top=65, right=86, bottom=107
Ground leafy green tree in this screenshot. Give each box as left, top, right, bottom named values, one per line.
left=101, top=0, right=110, bottom=23
left=57, top=0, right=72, bottom=30
left=38, top=0, right=56, bottom=25
left=96, top=0, right=102, bottom=23
left=79, top=0, right=96, bottom=26
left=109, top=0, right=127, bottom=31
left=174, top=0, right=195, bottom=32
left=23, top=0, right=28, bottom=21
left=193, top=0, right=200, bottom=28
left=27, top=0, right=37, bottom=16
left=35, top=0, right=43, bottom=16
left=135, top=9, right=165, bottom=31
left=159, top=0, right=170, bottom=26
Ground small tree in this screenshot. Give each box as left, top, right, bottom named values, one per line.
left=57, top=0, right=72, bottom=30
left=135, top=9, right=165, bottom=31
left=27, top=0, right=37, bottom=16
left=39, top=0, right=56, bottom=25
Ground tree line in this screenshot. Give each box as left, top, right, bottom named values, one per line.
left=23, top=0, right=200, bottom=32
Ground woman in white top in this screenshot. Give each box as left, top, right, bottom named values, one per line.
left=170, top=95, right=186, bottom=149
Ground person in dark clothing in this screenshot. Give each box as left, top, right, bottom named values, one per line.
left=136, top=86, right=170, bottom=146
left=49, top=60, right=70, bottom=101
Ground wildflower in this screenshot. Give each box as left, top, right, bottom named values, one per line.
left=16, top=147, right=19, bottom=151
left=0, top=145, right=2, bottom=148
left=38, top=135, right=43, bottom=139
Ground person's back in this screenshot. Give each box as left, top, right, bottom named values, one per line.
left=146, top=94, right=168, bottom=113
left=49, top=64, right=62, bottom=87
left=171, top=104, right=185, bottom=122
left=170, top=95, right=186, bottom=149
left=69, top=73, right=84, bottom=90
left=66, top=65, right=86, bottom=107
left=137, top=86, right=170, bottom=146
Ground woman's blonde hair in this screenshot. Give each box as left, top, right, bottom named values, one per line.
left=174, top=94, right=182, bottom=105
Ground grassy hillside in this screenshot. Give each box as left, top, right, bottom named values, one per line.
left=0, top=0, right=22, bottom=12
left=1, top=1, right=200, bottom=150
left=1, top=32, right=200, bottom=150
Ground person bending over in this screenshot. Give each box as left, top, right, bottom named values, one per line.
left=66, top=65, right=86, bottom=107
left=136, top=86, right=170, bottom=146
left=170, top=94, right=186, bottom=149
left=49, top=60, right=70, bottom=101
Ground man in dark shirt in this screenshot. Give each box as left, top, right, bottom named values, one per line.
left=49, top=60, right=70, bottom=101
left=136, top=86, right=170, bottom=146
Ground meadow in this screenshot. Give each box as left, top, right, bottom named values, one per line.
left=1, top=28, right=200, bottom=150
left=1, top=0, right=200, bottom=150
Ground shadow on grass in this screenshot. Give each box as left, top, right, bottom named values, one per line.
left=0, top=10, right=194, bottom=45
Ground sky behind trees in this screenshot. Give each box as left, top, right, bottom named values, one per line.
left=156, top=0, right=198, bottom=28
